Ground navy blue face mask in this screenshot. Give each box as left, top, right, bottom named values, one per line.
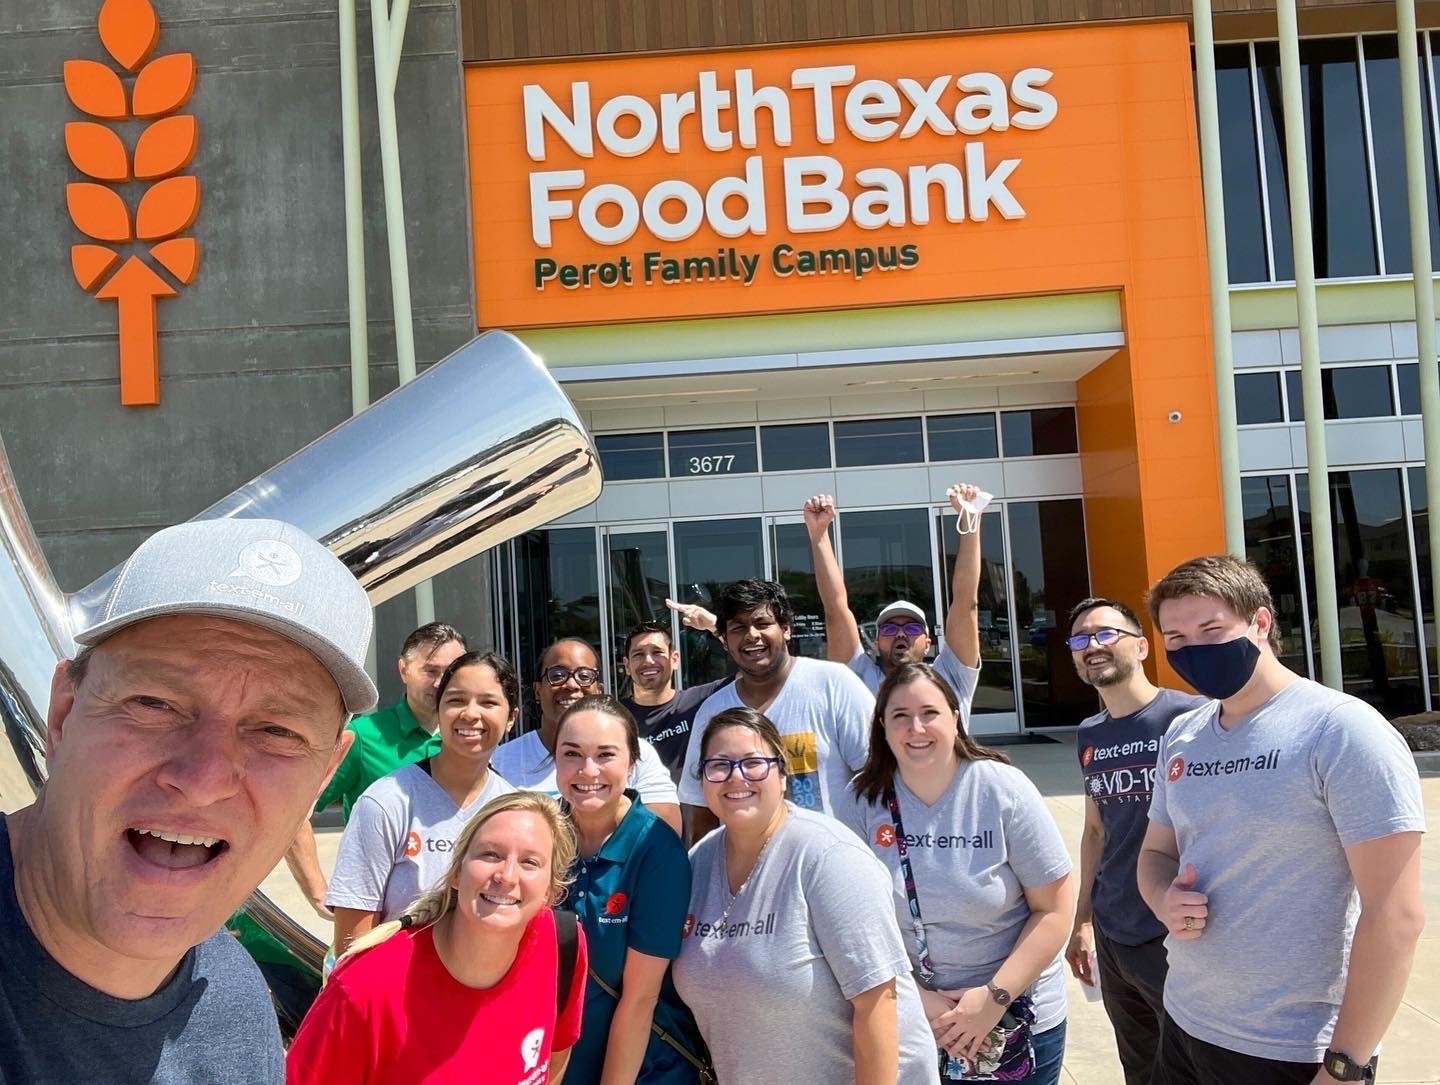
left=1166, top=630, right=1261, bottom=700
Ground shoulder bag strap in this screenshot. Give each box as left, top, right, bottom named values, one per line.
left=587, top=967, right=714, bottom=1080
left=883, top=784, right=938, bottom=984
left=554, top=908, right=579, bottom=1017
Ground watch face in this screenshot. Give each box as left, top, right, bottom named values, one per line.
left=988, top=983, right=1011, bottom=1006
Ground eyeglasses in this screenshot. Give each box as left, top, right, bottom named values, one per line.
left=879, top=621, right=926, bottom=638
left=700, top=756, right=784, bottom=783
left=542, top=665, right=601, bottom=688
left=1065, top=628, right=1139, bottom=652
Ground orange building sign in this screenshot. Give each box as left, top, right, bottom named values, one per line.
left=466, top=25, right=1207, bottom=331
left=466, top=23, right=1226, bottom=653
left=64, top=0, right=200, bottom=407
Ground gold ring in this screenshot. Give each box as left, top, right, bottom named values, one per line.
left=1183, top=915, right=1195, bottom=931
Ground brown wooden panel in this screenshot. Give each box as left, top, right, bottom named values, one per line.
left=460, top=0, right=1440, bottom=62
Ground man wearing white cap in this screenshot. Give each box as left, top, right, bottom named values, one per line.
left=804, top=483, right=984, bottom=722
left=0, top=518, right=376, bottom=1084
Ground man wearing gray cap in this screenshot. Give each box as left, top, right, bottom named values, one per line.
left=804, top=484, right=983, bottom=725
left=0, top=518, right=376, bottom=1085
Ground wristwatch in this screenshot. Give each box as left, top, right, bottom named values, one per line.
left=985, top=981, right=1012, bottom=1007
left=1321, top=1049, right=1376, bottom=1082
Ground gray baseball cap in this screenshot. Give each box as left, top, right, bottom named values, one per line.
left=75, top=518, right=378, bottom=714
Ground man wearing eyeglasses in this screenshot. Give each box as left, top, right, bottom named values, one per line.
left=803, top=484, right=983, bottom=720
left=1063, top=597, right=1204, bottom=1085
left=490, top=637, right=683, bottom=836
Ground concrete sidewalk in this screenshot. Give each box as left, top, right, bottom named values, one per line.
left=260, top=736, right=1440, bottom=1084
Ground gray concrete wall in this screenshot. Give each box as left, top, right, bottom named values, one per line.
left=0, top=0, right=491, bottom=703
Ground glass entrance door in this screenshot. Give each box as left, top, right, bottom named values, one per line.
left=672, top=517, right=765, bottom=686
left=938, top=507, right=1019, bottom=737
left=769, top=516, right=830, bottom=660
left=604, top=526, right=672, bottom=692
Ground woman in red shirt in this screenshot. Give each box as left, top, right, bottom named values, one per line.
left=287, top=792, right=587, bottom=1084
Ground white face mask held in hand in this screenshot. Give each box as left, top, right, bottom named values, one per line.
left=953, top=489, right=993, bottom=535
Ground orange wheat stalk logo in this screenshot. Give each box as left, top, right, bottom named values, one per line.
left=64, top=0, right=199, bottom=406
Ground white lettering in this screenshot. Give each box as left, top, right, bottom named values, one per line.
left=897, top=76, right=956, bottom=138
left=642, top=179, right=704, bottom=241
left=954, top=71, right=1011, bottom=136
left=845, top=79, right=902, bottom=141
left=578, top=183, right=640, bottom=245
left=907, top=162, right=966, bottom=225
left=734, top=69, right=791, bottom=149
left=790, top=65, right=856, bottom=144
left=705, top=156, right=768, bottom=237
left=1010, top=68, right=1058, bottom=130
left=529, top=169, right=585, bottom=246
left=852, top=167, right=906, bottom=228
left=783, top=155, right=848, bottom=232
left=658, top=91, right=696, bottom=152
left=698, top=71, right=734, bottom=151
left=523, top=83, right=592, bottom=160
left=596, top=94, right=657, bottom=157
left=965, top=142, right=1023, bottom=220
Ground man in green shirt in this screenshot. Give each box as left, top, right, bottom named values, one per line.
left=228, top=622, right=466, bottom=1030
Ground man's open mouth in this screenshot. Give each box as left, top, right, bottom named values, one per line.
left=127, top=827, right=228, bottom=870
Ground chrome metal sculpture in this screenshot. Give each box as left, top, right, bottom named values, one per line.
left=0, top=330, right=600, bottom=973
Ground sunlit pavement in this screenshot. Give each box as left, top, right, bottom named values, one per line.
left=261, top=735, right=1440, bottom=1084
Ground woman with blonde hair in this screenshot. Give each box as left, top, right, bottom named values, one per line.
left=287, top=792, right=588, bottom=1084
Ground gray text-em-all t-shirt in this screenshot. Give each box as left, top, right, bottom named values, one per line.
left=0, top=817, right=283, bottom=1085
left=1149, top=677, right=1425, bottom=1063
left=671, top=805, right=940, bottom=1085
left=326, top=762, right=515, bottom=919
left=679, top=656, right=873, bottom=816
left=838, top=759, right=1073, bottom=1033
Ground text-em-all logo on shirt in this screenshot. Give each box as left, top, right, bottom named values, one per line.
left=875, top=824, right=897, bottom=848
left=404, top=831, right=422, bottom=857
left=599, top=891, right=630, bottom=925
left=520, top=1028, right=545, bottom=1072
left=681, top=913, right=696, bottom=938
left=1081, top=745, right=1095, bottom=767
left=1167, top=756, right=1186, bottom=782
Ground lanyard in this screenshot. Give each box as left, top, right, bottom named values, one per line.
left=883, top=783, right=937, bottom=983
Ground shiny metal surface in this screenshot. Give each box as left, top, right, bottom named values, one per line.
left=0, top=330, right=600, bottom=974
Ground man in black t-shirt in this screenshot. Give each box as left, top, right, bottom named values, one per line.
left=618, top=604, right=732, bottom=783
left=1063, top=596, right=1205, bottom=1085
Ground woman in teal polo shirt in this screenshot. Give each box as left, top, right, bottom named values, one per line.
left=555, top=695, right=708, bottom=1084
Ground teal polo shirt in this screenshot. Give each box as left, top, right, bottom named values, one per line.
left=316, top=696, right=440, bottom=819
left=229, top=697, right=437, bottom=965
left=560, top=793, right=704, bottom=1085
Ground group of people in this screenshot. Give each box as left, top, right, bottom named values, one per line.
left=0, top=485, right=1425, bottom=1085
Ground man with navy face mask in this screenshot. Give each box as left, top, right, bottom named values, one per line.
left=1137, top=555, right=1425, bottom=1085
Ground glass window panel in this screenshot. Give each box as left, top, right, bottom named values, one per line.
left=1235, top=372, right=1284, bottom=424
left=1000, top=407, right=1079, bottom=457
left=606, top=530, right=671, bottom=675
left=1215, top=44, right=1271, bottom=283
left=672, top=518, right=762, bottom=686
left=1285, top=369, right=1304, bottom=421
left=667, top=427, right=758, bottom=477
left=761, top=423, right=831, bottom=471
left=837, top=508, right=937, bottom=653
left=596, top=432, right=665, bottom=480
left=1327, top=469, right=1424, bottom=715
left=1261, top=38, right=1382, bottom=279
left=1325, top=365, right=1394, bottom=418
left=514, top=528, right=601, bottom=728
left=939, top=507, right=1015, bottom=717
left=1364, top=34, right=1440, bottom=274
left=927, top=413, right=999, bottom=461
left=1005, top=500, right=1092, bottom=726
left=1398, top=363, right=1420, bottom=415
left=1408, top=466, right=1436, bottom=701
left=834, top=417, right=924, bottom=467
left=771, top=521, right=831, bottom=660
left=1255, top=42, right=1297, bottom=281
left=1285, top=367, right=1395, bottom=420
left=1241, top=475, right=1311, bottom=676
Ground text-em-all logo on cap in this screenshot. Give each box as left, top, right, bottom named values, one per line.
left=520, top=1028, right=545, bottom=1072
left=605, top=892, right=628, bottom=916
left=1167, top=756, right=1186, bottom=782
left=231, top=539, right=303, bottom=587
left=874, top=824, right=896, bottom=848
left=1081, top=746, right=1094, bottom=767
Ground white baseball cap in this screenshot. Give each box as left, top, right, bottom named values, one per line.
left=876, top=600, right=928, bottom=627
left=75, top=518, right=378, bottom=714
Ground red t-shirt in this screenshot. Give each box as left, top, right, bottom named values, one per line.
left=287, top=909, right=586, bottom=1084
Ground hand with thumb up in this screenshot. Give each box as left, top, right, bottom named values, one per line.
left=1164, top=863, right=1208, bottom=940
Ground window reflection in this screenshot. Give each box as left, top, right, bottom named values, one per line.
left=837, top=508, right=937, bottom=652
left=939, top=508, right=1015, bottom=717
left=1215, top=44, right=1270, bottom=282
left=1235, top=371, right=1284, bottom=424
left=1242, top=475, right=1310, bottom=676
left=1363, top=35, right=1440, bottom=274
left=834, top=417, right=925, bottom=467
left=596, top=432, right=666, bottom=480
left=1408, top=466, right=1436, bottom=701
left=673, top=518, right=763, bottom=687
left=514, top=528, right=601, bottom=728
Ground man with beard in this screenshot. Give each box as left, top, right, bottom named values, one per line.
left=678, top=578, right=873, bottom=838
left=491, top=637, right=682, bottom=836
left=618, top=611, right=732, bottom=783
left=803, top=484, right=982, bottom=726
left=1062, top=598, right=1204, bottom=1085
